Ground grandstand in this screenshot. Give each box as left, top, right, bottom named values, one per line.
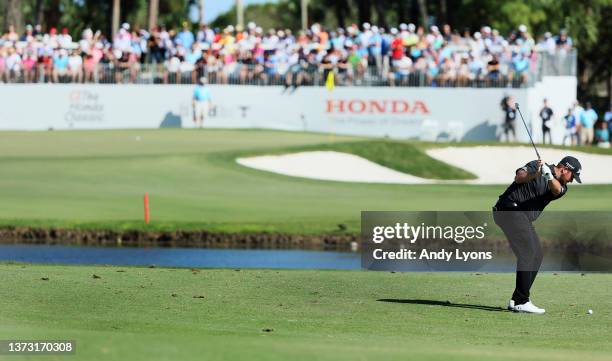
left=0, top=20, right=579, bottom=145
left=2, top=22, right=575, bottom=87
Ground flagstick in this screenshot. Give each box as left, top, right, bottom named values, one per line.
left=326, top=71, right=335, bottom=143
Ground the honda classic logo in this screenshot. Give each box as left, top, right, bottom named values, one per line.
left=326, top=99, right=430, bottom=114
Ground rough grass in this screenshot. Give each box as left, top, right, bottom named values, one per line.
left=1, top=263, right=611, bottom=361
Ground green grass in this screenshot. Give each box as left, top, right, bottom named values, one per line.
left=0, top=129, right=611, bottom=234
left=1, top=263, right=611, bottom=361
left=234, top=140, right=476, bottom=180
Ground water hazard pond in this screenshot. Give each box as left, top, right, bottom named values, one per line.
left=1, top=244, right=599, bottom=272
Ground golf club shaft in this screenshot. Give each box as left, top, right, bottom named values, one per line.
left=515, top=102, right=541, bottom=160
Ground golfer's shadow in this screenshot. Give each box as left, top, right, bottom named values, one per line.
left=377, top=299, right=506, bottom=312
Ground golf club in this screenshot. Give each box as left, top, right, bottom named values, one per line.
left=515, top=102, right=541, bottom=160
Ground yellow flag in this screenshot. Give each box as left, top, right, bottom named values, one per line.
left=325, top=71, right=335, bottom=91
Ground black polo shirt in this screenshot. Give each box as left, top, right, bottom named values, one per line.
left=505, top=108, right=516, bottom=123
left=497, top=160, right=567, bottom=221
left=540, top=107, right=553, bottom=126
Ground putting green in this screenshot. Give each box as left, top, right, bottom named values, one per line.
left=0, top=129, right=611, bottom=234
left=1, top=264, right=611, bottom=361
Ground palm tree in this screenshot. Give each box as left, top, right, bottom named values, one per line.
left=417, top=0, right=428, bottom=28
left=112, top=0, right=120, bottom=38
left=34, top=0, right=44, bottom=27
left=148, top=0, right=159, bottom=30
left=4, top=0, right=23, bottom=33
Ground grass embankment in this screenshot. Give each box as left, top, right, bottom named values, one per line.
left=0, top=129, right=611, bottom=234
left=1, top=263, right=611, bottom=361
left=233, top=140, right=476, bottom=180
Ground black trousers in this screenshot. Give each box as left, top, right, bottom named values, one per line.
left=542, top=125, right=551, bottom=144
left=493, top=210, right=544, bottom=304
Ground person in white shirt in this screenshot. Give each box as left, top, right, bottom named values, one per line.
left=572, top=101, right=585, bottom=145
left=5, top=46, right=22, bottom=82
left=58, top=28, right=73, bottom=49
left=68, top=49, right=83, bottom=83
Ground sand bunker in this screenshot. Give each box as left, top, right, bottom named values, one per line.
left=237, top=146, right=612, bottom=185
left=426, top=146, right=612, bottom=184
left=237, top=151, right=431, bottom=184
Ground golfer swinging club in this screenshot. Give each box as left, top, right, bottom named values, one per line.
left=493, top=155, right=581, bottom=314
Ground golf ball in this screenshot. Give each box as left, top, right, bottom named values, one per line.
left=588, top=309, right=593, bottom=315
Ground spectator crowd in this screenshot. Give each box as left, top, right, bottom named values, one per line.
left=1, top=21, right=574, bottom=87
left=561, top=101, right=612, bottom=148
left=500, top=96, right=612, bottom=148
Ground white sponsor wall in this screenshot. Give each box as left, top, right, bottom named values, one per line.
left=0, top=78, right=575, bottom=143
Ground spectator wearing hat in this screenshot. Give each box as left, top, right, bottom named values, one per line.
left=555, top=29, right=572, bottom=51
left=58, top=28, right=72, bottom=48
left=21, top=24, right=35, bottom=42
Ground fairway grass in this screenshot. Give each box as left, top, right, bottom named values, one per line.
left=0, top=129, right=611, bottom=234
left=1, top=263, right=611, bottom=361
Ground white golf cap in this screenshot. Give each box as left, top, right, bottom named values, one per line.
left=519, top=24, right=527, bottom=32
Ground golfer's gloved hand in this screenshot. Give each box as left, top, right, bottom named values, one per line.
left=541, top=162, right=553, bottom=181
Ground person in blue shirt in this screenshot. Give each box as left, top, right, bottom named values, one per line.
left=605, top=103, right=612, bottom=122
left=192, top=77, right=212, bottom=128
left=563, top=108, right=578, bottom=146
left=511, top=52, right=530, bottom=85
left=579, top=102, right=598, bottom=145
left=604, top=103, right=612, bottom=136
left=176, top=22, right=195, bottom=50
left=52, top=49, right=69, bottom=83
left=594, top=120, right=610, bottom=147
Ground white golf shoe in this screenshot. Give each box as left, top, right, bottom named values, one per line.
left=513, top=301, right=545, bottom=314
left=507, top=299, right=515, bottom=311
